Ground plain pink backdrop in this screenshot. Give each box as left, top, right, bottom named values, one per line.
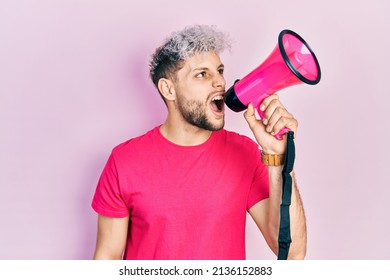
left=1, top=0, right=389, bottom=259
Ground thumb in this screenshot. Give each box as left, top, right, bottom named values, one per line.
left=244, top=103, right=257, bottom=128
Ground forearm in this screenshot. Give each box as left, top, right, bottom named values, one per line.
left=268, top=167, right=307, bottom=259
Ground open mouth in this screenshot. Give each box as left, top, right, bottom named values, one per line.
left=210, top=95, right=225, bottom=114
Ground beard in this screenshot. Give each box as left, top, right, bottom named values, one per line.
left=176, top=95, right=224, bottom=131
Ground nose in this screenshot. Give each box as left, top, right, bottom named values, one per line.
left=212, top=73, right=226, bottom=89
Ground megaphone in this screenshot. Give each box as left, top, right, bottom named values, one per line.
left=224, top=29, right=321, bottom=140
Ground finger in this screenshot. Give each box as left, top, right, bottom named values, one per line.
left=271, top=116, right=298, bottom=137
left=262, top=98, right=282, bottom=120
left=262, top=99, right=288, bottom=130
left=266, top=105, right=293, bottom=133
left=259, top=94, right=280, bottom=112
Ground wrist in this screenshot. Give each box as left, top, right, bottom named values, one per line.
left=261, top=151, right=285, bottom=166
left=260, top=144, right=286, bottom=155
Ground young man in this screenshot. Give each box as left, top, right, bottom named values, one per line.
left=92, top=25, right=306, bottom=260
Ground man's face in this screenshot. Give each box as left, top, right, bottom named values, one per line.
left=173, top=51, right=226, bottom=131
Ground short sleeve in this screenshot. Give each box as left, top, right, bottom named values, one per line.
left=91, top=153, right=130, bottom=218
left=247, top=149, right=269, bottom=210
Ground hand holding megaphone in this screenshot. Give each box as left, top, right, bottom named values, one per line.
left=224, top=30, right=321, bottom=140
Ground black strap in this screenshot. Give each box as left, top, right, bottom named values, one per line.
left=277, top=131, right=295, bottom=260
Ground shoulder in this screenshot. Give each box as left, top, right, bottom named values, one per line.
left=217, top=129, right=258, bottom=148
left=213, top=129, right=262, bottom=170
left=214, top=129, right=260, bottom=157
left=111, top=126, right=159, bottom=158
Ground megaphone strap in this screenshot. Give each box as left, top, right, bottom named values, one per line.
left=277, top=131, right=295, bottom=260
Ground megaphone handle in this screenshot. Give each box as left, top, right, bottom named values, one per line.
left=256, top=106, right=290, bottom=140
left=274, top=127, right=291, bottom=140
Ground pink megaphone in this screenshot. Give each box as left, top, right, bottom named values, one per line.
left=224, top=29, right=321, bottom=140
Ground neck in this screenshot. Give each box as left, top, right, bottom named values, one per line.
left=160, top=115, right=213, bottom=146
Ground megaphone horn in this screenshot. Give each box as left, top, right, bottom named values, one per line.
left=224, top=29, right=321, bottom=140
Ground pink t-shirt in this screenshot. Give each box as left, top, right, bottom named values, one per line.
left=92, top=126, right=269, bottom=259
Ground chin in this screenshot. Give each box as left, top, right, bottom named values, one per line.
left=209, top=120, right=225, bottom=131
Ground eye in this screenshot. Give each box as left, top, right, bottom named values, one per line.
left=195, top=71, right=206, bottom=78
left=218, top=68, right=224, bottom=75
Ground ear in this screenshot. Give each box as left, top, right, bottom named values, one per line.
left=158, top=78, right=176, bottom=101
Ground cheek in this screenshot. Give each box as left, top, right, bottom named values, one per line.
left=175, top=78, right=210, bottom=101
left=188, top=83, right=209, bottom=99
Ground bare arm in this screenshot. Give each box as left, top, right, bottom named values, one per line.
left=93, top=215, right=129, bottom=260
left=249, top=169, right=307, bottom=259
left=244, top=95, right=307, bottom=259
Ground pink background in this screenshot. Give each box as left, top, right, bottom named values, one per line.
left=1, top=0, right=389, bottom=259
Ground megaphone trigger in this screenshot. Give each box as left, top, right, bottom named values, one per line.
left=274, top=127, right=291, bottom=141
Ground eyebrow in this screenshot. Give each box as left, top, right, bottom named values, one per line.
left=192, top=64, right=225, bottom=72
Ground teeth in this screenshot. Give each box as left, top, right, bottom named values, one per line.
left=212, top=96, right=223, bottom=101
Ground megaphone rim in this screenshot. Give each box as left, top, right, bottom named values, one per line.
left=278, top=29, right=321, bottom=85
